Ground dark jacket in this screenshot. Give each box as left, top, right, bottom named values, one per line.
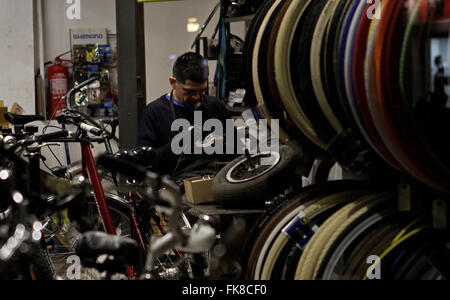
left=137, top=94, right=229, bottom=176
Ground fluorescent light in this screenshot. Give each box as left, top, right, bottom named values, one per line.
left=187, top=23, right=200, bottom=32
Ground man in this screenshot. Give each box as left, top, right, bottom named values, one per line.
left=137, top=52, right=230, bottom=176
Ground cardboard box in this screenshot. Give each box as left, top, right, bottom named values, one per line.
left=184, top=176, right=215, bottom=205
left=0, top=101, right=8, bottom=128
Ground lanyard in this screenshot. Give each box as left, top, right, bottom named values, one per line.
left=168, top=90, right=205, bottom=121
left=169, top=90, right=177, bottom=121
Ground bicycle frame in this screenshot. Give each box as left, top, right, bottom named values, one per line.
left=22, top=131, right=117, bottom=236
left=20, top=128, right=135, bottom=278
left=80, top=139, right=116, bottom=235
left=22, top=113, right=187, bottom=278
left=80, top=136, right=141, bottom=279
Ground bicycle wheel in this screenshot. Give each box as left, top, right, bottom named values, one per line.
left=61, top=193, right=191, bottom=279
left=67, top=161, right=119, bottom=196
left=0, top=208, right=56, bottom=280
left=250, top=190, right=369, bottom=279
left=319, top=209, right=395, bottom=279
left=48, top=195, right=132, bottom=280
left=242, top=180, right=372, bottom=279
left=295, top=191, right=393, bottom=280
left=0, top=247, right=55, bottom=280
left=29, top=246, right=56, bottom=280
left=259, top=191, right=360, bottom=279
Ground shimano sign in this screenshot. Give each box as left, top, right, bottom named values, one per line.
left=73, top=34, right=104, bottom=40
left=70, top=28, right=107, bottom=47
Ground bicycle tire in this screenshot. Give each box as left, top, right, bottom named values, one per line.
left=252, top=189, right=369, bottom=279
left=310, top=0, right=343, bottom=133
left=319, top=209, right=393, bottom=280
left=291, top=0, right=337, bottom=143
left=351, top=215, right=424, bottom=280
left=259, top=191, right=358, bottom=279
left=242, top=0, right=276, bottom=108
left=51, top=196, right=133, bottom=279
left=262, top=208, right=337, bottom=280
left=342, top=221, right=398, bottom=279
left=274, top=0, right=328, bottom=150
left=242, top=180, right=372, bottom=279
left=369, top=223, right=430, bottom=280
left=23, top=246, right=56, bottom=280
left=349, top=223, right=402, bottom=280
left=295, top=192, right=392, bottom=280
left=252, top=0, right=284, bottom=107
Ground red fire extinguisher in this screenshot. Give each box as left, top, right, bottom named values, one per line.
left=48, top=51, right=71, bottom=120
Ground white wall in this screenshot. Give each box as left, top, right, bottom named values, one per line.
left=0, top=0, right=116, bottom=115
left=42, top=0, right=116, bottom=63
left=0, top=0, right=35, bottom=114
left=144, top=0, right=246, bottom=103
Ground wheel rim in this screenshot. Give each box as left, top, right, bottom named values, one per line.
left=226, top=151, right=281, bottom=183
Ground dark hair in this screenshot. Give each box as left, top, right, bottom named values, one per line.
left=173, top=52, right=209, bottom=84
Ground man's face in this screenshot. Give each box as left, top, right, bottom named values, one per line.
left=170, top=78, right=207, bottom=108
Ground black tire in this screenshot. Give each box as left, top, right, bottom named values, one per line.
left=65, top=194, right=189, bottom=279
left=9, top=246, right=56, bottom=280
left=67, top=161, right=119, bottom=196
left=211, top=145, right=301, bottom=208
left=67, top=194, right=129, bottom=234
left=29, top=247, right=56, bottom=280
left=51, top=196, right=134, bottom=279
left=242, top=0, right=277, bottom=108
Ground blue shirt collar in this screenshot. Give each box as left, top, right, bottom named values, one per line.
left=165, top=94, right=202, bottom=110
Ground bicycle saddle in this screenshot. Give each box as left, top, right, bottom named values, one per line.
left=4, top=113, right=44, bottom=125
left=75, top=231, right=139, bottom=270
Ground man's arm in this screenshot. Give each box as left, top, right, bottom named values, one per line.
left=137, top=106, right=160, bottom=147
left=137, top=108, right=177, bottom=174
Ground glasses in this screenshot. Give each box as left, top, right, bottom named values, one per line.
left=176, top=82, right=207, bottom=98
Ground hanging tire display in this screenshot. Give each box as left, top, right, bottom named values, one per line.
left=242, top=0, right=450, bottom=193
left=232, top=0, right=450, bottom=282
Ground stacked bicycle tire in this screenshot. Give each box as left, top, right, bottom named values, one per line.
left=241, top=180, right=449, bottom=280
left=240, top=0, right=450, bottom=280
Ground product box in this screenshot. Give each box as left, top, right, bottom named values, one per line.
left=184, top=176, right=215, bottom=205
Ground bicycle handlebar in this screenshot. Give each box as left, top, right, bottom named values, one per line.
left=64, top=76, right=98, bottom=110
left=56, top=110, right=113, bottom=142
left=80, top=123, right=103, bottom=136
left=18, top=130, right=68, bottom=148
left=35, top=129, right=69, bottom=143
